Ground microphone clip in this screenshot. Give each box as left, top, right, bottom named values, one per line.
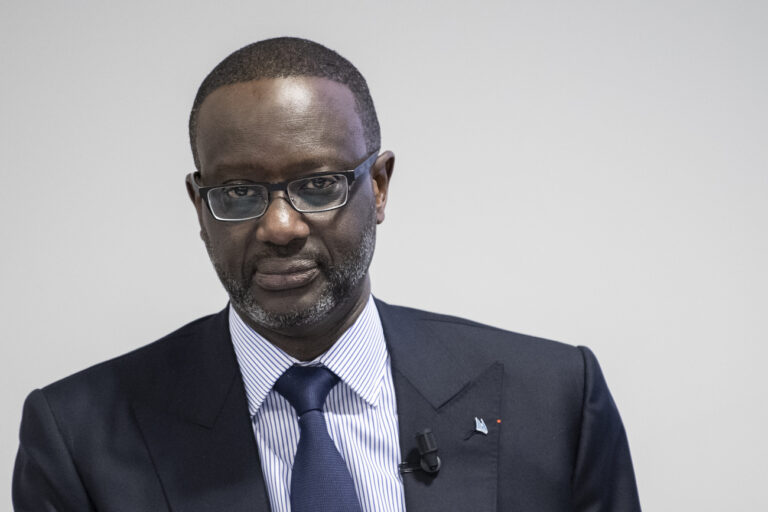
left=398, top=429, right=441, bottom=475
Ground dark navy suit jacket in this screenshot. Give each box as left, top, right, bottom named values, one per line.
left=13, top=300, right=641, bottom=511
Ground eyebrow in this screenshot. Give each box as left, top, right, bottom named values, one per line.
left=208, top=156, right=357, bottom=182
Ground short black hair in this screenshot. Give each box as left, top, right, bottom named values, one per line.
left=189, top=37, right=381, bottom=170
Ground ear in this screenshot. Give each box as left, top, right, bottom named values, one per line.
left=370, top=151, right=394, bottom=224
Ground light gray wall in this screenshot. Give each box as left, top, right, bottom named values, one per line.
left=2, top=1, right=766, bottom=509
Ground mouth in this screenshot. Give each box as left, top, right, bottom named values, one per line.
left=253, top=259, right=321, bottom=291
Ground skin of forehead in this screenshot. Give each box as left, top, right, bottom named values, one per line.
left=194, top=76, right=368, bottom=178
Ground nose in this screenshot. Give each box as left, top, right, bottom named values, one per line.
left=255, top=193, right=310, bottom=245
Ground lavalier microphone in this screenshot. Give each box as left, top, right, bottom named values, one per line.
left=399, top=428, right=441, bottom=474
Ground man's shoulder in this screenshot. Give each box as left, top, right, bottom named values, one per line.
left=377, top=300, right=580, bottom=352
left=38, top=309, right=227, bottom=409
left=376, top=300, right=593, bottom=410
left=375, top=299, right=588, bottom=371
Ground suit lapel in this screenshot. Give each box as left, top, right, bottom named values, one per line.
left=132, top=308, right=272, bottom=512
left=377, top=300, right=502, bottom=512
left=131, top=300, right=502, bottom=512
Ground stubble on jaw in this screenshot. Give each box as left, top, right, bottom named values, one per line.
left=202, top=216, right=376, bottom=332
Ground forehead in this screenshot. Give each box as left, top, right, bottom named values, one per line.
left=195, top=77, right=367, bottom=177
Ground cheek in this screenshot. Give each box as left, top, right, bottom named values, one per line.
left=346, top=183, right=377, bottom=225
left=202, top=218, right=254, bottom=260
left=323, top=192, right=376, bottom=251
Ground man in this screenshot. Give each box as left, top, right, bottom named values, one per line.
left=13, top=38, right=641, bottom=511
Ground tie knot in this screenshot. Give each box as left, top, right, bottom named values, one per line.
left=274, top=365, right=339, bottom=415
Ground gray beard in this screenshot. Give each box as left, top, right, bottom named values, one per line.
left=204, top=220, right=376, bottom=331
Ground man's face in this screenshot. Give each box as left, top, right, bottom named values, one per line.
left=190, top=77, right=388, bottom=335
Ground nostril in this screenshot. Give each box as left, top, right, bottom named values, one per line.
left=255, top=198, right=310, bottom=244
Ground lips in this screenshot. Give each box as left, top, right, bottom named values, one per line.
left=253, top=258, right=321, bottom=291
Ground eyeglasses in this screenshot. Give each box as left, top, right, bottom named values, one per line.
left=188, top=152, right=378, bottom=221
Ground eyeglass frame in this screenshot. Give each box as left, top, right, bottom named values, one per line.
left=187, top=151, right=379, bottom=222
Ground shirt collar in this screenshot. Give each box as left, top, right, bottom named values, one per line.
left=229, top=295, right=388, bottom=417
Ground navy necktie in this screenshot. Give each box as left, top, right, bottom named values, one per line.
left=274, top=365, right=363, bottom=512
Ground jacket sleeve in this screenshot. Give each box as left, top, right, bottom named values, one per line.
left=13, top=389, right=96, bottom=512
left=572, top=346, right=642, bottom=511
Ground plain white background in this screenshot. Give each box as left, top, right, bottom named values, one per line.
left=2, top=1, right=766, bottom=509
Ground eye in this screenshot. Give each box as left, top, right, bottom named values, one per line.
left=223, top=185, right=256, bottom=198
left=302, top=176, right=339, bottom=190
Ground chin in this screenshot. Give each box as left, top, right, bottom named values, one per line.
left=236, top=288, right=340, bottom=331
left=235, top=269, right=369, bottom=333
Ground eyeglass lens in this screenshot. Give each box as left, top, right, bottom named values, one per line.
left=207, top=174, right=350, bottom=220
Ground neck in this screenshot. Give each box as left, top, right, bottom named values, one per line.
left=236, top=277, right=372, bottom=361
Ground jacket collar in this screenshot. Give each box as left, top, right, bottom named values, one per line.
left=134, top=299, right=502, bottom=511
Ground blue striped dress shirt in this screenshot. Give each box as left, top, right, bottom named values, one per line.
left=229, top=296, right=407, bottom=512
